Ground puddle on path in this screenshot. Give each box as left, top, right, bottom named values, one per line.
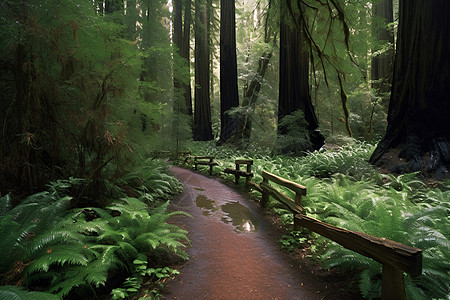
left=195, top=195, right=218, bottom=216
left=195, top=194, right=259, bottom=232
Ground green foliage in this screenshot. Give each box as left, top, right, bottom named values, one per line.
left=189, top=141, right=449, bottom=299
left=0, top=285, right=58, bottom=300
left=275, top=111, right=313, bottom=155
left=119, top=159, right=184, bottom=202
left=0, top=184, right=72, bottom=275
left=279, top=231, right=307, bottom=253
left=0, top=166, right=189, bottom=298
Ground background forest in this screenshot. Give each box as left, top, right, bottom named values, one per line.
left=0, top=0, right=449, bottom=299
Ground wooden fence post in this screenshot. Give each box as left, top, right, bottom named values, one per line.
left=235, top=163, right=240, bottom=185
left=382, top=264, right=406, bottom=300
left=246, top=163, right=252, bottom=185
left=293, top=192, right=303, bottom=231
left=261, top=177, right=269, bottom=207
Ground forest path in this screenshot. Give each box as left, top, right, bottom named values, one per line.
left=163, top=166, right=353, bottom=300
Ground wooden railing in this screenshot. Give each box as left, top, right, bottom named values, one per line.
left=190, top=156, right=218, bottom=175
left=249, top=170, right=422, bottom=300
left=223, top=159, right=254, bottom=185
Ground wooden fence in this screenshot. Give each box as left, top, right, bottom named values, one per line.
left=247, top=169, right=422, bottom=300
left=223, top=159, right=254, bottom=185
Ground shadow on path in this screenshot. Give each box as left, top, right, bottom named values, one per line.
left=163, top=166, right=359, bottom=300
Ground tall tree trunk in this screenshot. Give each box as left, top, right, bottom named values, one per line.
left=370, top=0, right=450, bottom=179
left=173, top=0, right=183, bottom=63
left=371, top=0, right=395, bottom=100
left=181, top=0, right=193, bottom=116
left=218, top=0, right=239, bottom=144
left=173, top=0, right=183, bottom=94
left=193, top=0, right=213, bottom=141
left=278, top=1, right=324, bottom=151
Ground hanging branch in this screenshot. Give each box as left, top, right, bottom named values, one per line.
left=284, top=0, right=362, bottom=137
left=337, top=72, right=352, bottom=137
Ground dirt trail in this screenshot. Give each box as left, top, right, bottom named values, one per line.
left=163, top=166, right=356, bottom=300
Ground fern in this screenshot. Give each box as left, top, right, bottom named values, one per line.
left=0, top=191, right=71, bottom=275
left=186, top=140, right=449, bottom=299
left=0, top=285, right=58, bottom=300
left=26, top=246, right=90, bottom=273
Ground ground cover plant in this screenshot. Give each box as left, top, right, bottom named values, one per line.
left=185, top=140, right=450, bottom=299
left=0, top=159, right=189, bottom=299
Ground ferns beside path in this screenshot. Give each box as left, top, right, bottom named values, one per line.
left=0, top=159, right=189, bottom=299
left=189, top=140, right=450, bottom=299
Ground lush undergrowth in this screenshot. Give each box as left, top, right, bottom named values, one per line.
left=0, top=159, right=189, bottom=299
left=185, top=140, right=450, bottom=300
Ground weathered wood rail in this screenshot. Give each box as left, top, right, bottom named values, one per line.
left=191, top=156, right=218, bottom=175
left=223, top=159, right=254, bottom=185
left=245, top=170, right=422, bottom=300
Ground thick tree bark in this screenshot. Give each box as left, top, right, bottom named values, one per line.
left=193, top=0, right=213, bottom=141
left=173, top=0, right=183, bottom=92
left=181, top=0, right=193, bottom=116
left=278, top=1, right=324, bottom=151
left=370, top=1, right=450, bottom=179
left=218, top=0, right=239, bottom=144
left=371, top=0, right=394, bottom=98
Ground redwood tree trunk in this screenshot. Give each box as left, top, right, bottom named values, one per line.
left=370, top=1, right=450, bottom=179
left=278, top=1, right=324, bottom=151
left=193, top=0, right=213, bottom=141
left=181, top=0, right=193, bottom=116
left=218, top=0, right=239, bottom=144
left=173, top=0, right=183, bottom=92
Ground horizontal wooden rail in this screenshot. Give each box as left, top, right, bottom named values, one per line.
left=295, top=214, right=422, bottom=276
left=250, top=169, right=422, bottom=300
left=262, top=170, right=306, bottom=196
left=260, top=182, right=303, bottom=214
left=246, top=180, right=263, bottom=193
left=193, top=155, right=215, bottom=160
left=192, top=156, right=218, bottom=175
left=235, top=159, right=253, bottom=165
left=223, top=159, right=254, bottom=185
left=296, top=214, right=422, bottom=300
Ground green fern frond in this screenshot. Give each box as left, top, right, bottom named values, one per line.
left=26, top=246, right=90, bottom=273
left=116, top=241, right=138, bottom=266
left=28, top=230, right=84, bottom=254
left=98, top=230, right=131, bottom=244
left=0, top=285, right=59, bottom=300
left=404, top=276, right=429, bottom=300
left=48, top=272, right=89, bottom=298
left=359, top=269, right=373, bottom=299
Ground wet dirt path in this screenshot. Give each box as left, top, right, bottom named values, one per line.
left=163, top=166, right=343, bottom=300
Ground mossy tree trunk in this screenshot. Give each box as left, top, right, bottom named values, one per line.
left=370, top=0, right=450, bottom=179
left=278, top=1, right=324, bottom=151
left=218, top=0, right=239, bottom=145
